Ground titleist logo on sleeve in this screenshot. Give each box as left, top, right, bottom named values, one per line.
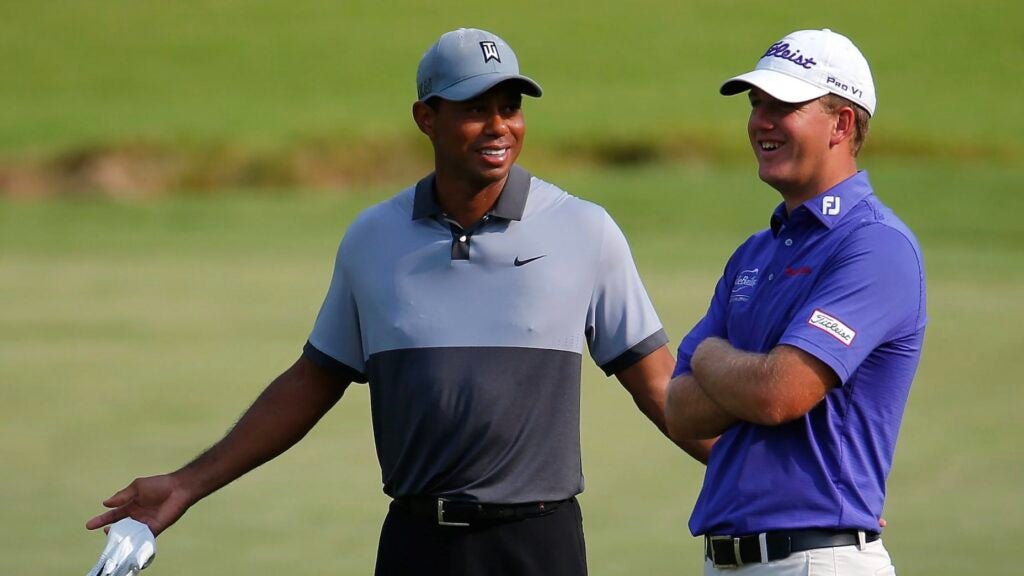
left=808, top=309, right=856, bottom=346
left=763, top=42, right=817, bottom=69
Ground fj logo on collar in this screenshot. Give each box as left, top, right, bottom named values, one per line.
left=514, top=255, right=545, bottom=267
left=822, top=196, right=841, bottom=216
left=480, top=41, right=501, bottom=63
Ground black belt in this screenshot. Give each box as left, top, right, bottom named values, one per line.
left=705, top=529, right=880, bottom=567
left=391, top=496, right=568, bottom=527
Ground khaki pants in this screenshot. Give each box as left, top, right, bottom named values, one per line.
left=704, top=539, right=895, bottom=576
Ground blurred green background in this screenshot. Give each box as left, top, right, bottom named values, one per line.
left=2, top=1, right=1022, bottom=574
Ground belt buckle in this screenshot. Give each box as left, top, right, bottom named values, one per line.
left=709, top=535, right=743, bottom=568
left=437, top=498, right=470, bottom=527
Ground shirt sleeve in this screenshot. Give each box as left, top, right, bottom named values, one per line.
left=673, top=271, right=731, bottom=378
left=586, top=211, right=668, bottom=376
left=305, top=236, right=368, bottom=384
left=778, top=224, right=925, bottom=384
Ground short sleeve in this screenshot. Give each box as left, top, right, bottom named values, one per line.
left=305, top=237, right=368, bottom=384
left=673, top=272, right=731, bottom=378
left=778, top=224, right=925, bottom=384
left=586, top=211, right=667, bottom=375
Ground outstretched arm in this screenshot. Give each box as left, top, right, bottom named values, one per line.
left=615, top=346, right=717, bottom=464
left=86, top=355, right=348, bottom=536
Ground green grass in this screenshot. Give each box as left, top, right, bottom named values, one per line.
left=3, top=1, right=1022, bottom=572
left=2, top=161, right=1022, bottom=575
left=4, top=0, right=1022, bottom=158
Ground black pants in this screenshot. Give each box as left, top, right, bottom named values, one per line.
left=374, top=497, right=588, bottom=576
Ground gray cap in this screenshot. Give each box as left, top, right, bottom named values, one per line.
left=416, top=28, right=543, bottom=102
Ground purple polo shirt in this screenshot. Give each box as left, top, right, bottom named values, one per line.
left=674, top=171, right=927, bottom=536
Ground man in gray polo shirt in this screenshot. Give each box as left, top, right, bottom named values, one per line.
left=86, top=28, right=707, bottom=575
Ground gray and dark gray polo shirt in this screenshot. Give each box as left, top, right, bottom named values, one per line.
left=304, top=165, right=666, bottom=504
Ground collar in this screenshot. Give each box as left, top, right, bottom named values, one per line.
left=412, top=165, right=532, bottom=221
left=769, top=170, right=874, bottom=236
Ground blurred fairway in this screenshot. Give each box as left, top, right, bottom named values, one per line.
left=3, top=160, right=1023, bottom=574
left=4, top=0, right=1022, bottom=159
left=3, top=0, right=1023, bottom=574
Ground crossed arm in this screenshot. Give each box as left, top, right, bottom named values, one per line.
left=86, top=356, right=347, bottom=536
left=664, top=337, right=838, bottom=443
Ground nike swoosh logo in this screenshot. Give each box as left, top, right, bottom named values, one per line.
left=514, top=255, right=546, bottom=267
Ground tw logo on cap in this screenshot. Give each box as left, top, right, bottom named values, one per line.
left=480, top=41, right=501, bottom=63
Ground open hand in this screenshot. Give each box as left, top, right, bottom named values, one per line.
left=86, top=475, right=192, bottom=537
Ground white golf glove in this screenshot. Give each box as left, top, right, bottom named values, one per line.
left=85, top=518, right=156, bottom=576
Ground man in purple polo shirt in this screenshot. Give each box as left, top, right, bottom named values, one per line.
left=665, top=29, right=927, bottom=574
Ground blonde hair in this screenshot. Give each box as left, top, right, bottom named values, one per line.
left=820, top=94, right=871, bottom=156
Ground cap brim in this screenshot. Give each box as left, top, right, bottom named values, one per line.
left=720, top=69, right=828, bottom=104
left=424, top=73, right=543, bottom=102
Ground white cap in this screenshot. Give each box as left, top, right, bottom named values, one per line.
left=720, top=29, right=876, bottom=116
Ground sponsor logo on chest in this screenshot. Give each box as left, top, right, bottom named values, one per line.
left=784, top=266, right=813, bottom=276
left=730, top=268, right=759, bottom=302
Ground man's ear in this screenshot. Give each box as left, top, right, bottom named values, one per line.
left=412, top=101, right=436, bottom=139
left=830, top=106, right=856, bottom=149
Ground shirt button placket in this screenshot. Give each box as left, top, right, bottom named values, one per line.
left=771, top=237, right=794, bottom=281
